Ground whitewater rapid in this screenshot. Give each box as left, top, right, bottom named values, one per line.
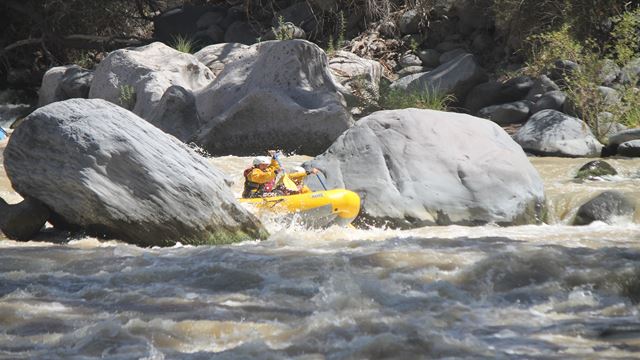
left=1, top=145, right=640, bottom=358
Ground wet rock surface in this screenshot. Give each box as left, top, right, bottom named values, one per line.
left=4, top=98, right=267, bottom=246
left=306, top=108, right=545, bottom=228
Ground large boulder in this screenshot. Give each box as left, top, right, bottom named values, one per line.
left=193, top=40, right=353, bottom=156
left=513, top=110, right=603, bottom=157
left=89, top=42, right=214, bottom=120
left=304, top=109, right=545, bottom=227
left=38, top=66, right=70, bottom=107
left=148, top=86, right=202, bottom=142
left=4, top=99, right=267, bottom=246
left=391, top=54, right=488, bottom=101
left=573, top=191, right=635, bottom=225
left=194, top=43, right=256, bottom=78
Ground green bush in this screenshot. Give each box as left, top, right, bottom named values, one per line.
left=170, top=34, right=196, bottom=53
left=520, top=5, right=640, bottom=141
left=609, top=7, right=640, bottom=66
left=379, top=82, right=455, bottom=111
left=118, top=85, right=136, bottom=110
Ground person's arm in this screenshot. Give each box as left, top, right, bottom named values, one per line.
left=248, top=167, right=278, bottom=183
left=288, top=171, right=306, bottom=180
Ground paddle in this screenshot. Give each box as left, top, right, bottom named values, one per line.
left=316, top=172, right=328, bottom=190
left=271, top=151, right=298, bottom=192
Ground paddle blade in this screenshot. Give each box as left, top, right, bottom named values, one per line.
left=282, top=174, right=298, bottom=192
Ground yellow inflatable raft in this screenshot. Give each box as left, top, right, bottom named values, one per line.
left=239, top=189, right=360, bottom=227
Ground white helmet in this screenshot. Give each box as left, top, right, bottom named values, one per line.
left=292, top=166, right=306, bottom=174
left=253, top=156, right=271, bottom=166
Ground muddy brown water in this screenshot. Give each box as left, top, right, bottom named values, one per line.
left=1, top=144, right=639, bottom=358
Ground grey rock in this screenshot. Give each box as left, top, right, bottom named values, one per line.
left=617, top=140, right=640, bottom=157
left=224, top=21, right=259, bottom=45
left=194, top=40, right=353, bottom=156
left=513, top=109, right=603, bottom=157
left=149, top=86, right=202, bottom=142
left=597, top=86, right=621, bottom=106
left=525, top=75, right=560, bottom=101
left=329, top=50, right=383, bottom=105
left=595, top=112, right=626, bottom=139
left=418, top=49, right=441, bottom=68
left=61, top=66, right=93, bottom=99
left=39, top=65, right=94, bottom=106
left=399, top=9, right=421, bottom=35
left=599, top=59, right=620, bottom=86
left=439, top=49, right=468, bottom=65
left=0, top=196, right=49, bottom=241
left=531, top=90, right=566, bottom=113
left=204, top=24, right=225, bottom=43
left=197, top=11, right=225, bottom=29
left=220, top=5, right=244, bottom=29
left=391, top=54, right=488, bottom=101
left=609, top=128, right=640, bottom=146
left=152, top=7, right=201, bottom=44
left=399, top=52, right=423, bottom=67
left=38, top=65, right=74, bottom=107
left=89, top=42, right=214, bottom=120
left=397, top=66, right=430, bottom=77
left=550, top=60, right=579, bottom=83
left=620, top=58, right=640, bottom=84
left=4, top=99, right=267, bottom=246
left=477, top=100, right=532, bottom=125
left=194, top=43, right=256, bottom=77
left=575, top=160, right=617, bottom=179
left=464, top=76, right=534, bottom=114
left=304, top=108, right=545, bottom=228
left=574, top=191, right=635, bottom=225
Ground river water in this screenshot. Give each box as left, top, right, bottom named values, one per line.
left=1, top=140, right=639, bottom=359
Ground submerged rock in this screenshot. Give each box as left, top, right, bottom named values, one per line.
left=305, top=108, right=545, bottom=228
left=4, top=99, right=267, bottom=246
left=574, top=191, right=635, bottom=225
left=575, top=160, right=617, bottom=180
left=194, top=40, right=353, bottom=156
